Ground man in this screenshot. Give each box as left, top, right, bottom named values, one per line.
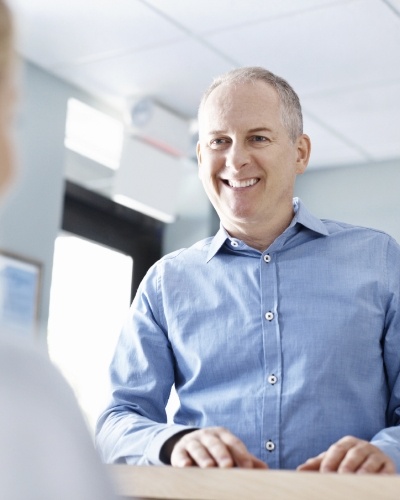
left=96, top=67, right=400, bottom=474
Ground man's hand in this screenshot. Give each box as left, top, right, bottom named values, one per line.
left=297, top=436, right=396, bottom=474
left=170, top=426, right=268, bottom=469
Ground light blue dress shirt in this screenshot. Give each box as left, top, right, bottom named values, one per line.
left=96, top=199, right=400, bottom=471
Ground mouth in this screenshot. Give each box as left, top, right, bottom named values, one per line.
left=222, top=178, right=260, bottom=188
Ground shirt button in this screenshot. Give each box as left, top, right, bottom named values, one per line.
left=230, top=240, right=239, bottom=247
left=268, top=374, right=277, bottom=385
left=265, top=440, right=275, bottom=452
left=263, top=254, right=271, bottom=263
left=265, top=311, right=274, bottom=321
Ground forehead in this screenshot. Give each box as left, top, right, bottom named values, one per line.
left=199, top=80, right=282, bottom=132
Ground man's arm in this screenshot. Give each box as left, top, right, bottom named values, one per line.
left=299, top=237, right=400, bottom=474
left=95, top=265, right=196, bottom=465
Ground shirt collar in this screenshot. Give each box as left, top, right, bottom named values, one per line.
left=290, top=197, right=329, bottom=236
left=206, top=198, right=329, bottom=262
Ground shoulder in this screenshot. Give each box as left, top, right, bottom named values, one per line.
left=320, top=218, right=400, bottom=259
left=161, top=236, right=215, bottom=263
left=322, top=218, right=397, bottom=241
left=137, top=236, right=215, bottom=292
left=0, top=338, right=115, bottom=499
left=147, top=236, right=215, bottom=275
left=0, top=338, right=85, bottom=423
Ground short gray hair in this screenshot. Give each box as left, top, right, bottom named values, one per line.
left=198, top=66, right=303, bottom=143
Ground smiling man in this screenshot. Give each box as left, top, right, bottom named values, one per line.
left=197, top=75, right=309, bottom=252
left=96, top=67, right=400, bottom=474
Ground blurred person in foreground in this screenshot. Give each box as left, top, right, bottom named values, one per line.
left=96, top=65, right=400, bottom=474
left=0, top=2, right=116, bottom=498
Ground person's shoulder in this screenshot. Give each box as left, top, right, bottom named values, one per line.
left=159, top=236, right=215, bottom=263
left=0, top=337, right=116, bottom=500
left=0, top=337, right=81, bottom=412
left=322, top=218, right=395, bottom=240
left=320, top=218, right=400, bottom=258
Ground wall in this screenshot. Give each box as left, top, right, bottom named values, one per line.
left=0, top=62, right=66, bottom=346
left=0, top=61, right=115, bottom=347
left=295, top=159, right=400, bottom=244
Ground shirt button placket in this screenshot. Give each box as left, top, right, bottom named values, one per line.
left=261, top=250, right=279, bottom=467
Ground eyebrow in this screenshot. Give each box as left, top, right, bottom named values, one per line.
left=207, top=127, right=273, bottom=135
left=247, top=127, right=274, bottom=134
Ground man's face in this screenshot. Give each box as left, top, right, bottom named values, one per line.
left=197, top=80, right=310, bottom=235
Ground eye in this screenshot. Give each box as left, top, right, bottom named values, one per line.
left=250, top=135, right=269, bottom=143
left=209, top=137, right=231, bottom=149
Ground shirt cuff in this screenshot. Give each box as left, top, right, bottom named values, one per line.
left=146, top=425, right=198, bottom=465
left=371, top=428, right=400, bottom=473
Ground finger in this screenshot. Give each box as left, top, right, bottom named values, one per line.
left=198, top=432, right=236, bottom=468
left=380, top=460, right=397, bottom=475
left=297, top=453, right=325, bottom=471
left=174, top=429, right=236, bottom=468
left=336, top=443, right=381, bottom=473
left=251, top=457, right=269, bottom=469
left=170, top=447, right=195, bottom=468
left=184, top=436, right=228, bottom=468
left=217, top=428, right=268, bottom=468
left=355, top=453, right=396, bottom=475
left=319, top=437, right=359, bottom=472
left=171, top=433, right=216, bottom=468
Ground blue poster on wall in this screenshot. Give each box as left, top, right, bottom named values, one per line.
left=0, top=252, right=41, bottom=340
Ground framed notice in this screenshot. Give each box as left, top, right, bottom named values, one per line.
left=0, top=251, right=41, bottom=340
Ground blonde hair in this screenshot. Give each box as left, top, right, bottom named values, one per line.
left=198, top=66, right=303, bottom=143
left=0, top=0, right=13, bottom=84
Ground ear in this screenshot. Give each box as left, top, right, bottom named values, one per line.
left=295, top=134, right=311, bottom=174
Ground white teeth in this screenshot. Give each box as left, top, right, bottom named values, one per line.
left=228, top=178, right=258, bottom=188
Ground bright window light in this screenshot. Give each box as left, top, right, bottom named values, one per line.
left=65, top=98, right=123, bottom=170
left=48, top=234, right=133, bottom=431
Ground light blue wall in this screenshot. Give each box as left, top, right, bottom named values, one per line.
left=0, top=62, right=68, bottom=345
left=295, top=159, right=400, bottom=243
left=0, top=61, right=115, bottom=346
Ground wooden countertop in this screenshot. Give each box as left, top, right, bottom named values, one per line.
left=109, top=464, right=400, bottom=500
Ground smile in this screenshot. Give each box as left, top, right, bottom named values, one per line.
left=225, top=178, right=260, bottom=188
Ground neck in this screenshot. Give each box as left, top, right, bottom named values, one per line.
left=222, top=208, right=295, bottom=252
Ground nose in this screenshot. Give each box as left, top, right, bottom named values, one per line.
left=225, top=141, right=250, bottom=171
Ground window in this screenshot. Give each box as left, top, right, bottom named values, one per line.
left=48, top=181, right=163, bottom=432
left=48, top=234, right=133, bottom=431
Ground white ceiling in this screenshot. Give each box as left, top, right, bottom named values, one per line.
left=7, top=0, right=400, bottom=171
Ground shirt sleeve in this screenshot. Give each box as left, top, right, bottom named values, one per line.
left=95, top=262, right=196, bottom=465
left=370, top=236, right=400, bottom=471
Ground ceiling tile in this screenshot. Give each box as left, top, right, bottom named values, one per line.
left=53, top=38, right=234, bottom=118
left=302, top=81, right=400, bottom=161
left=385, top=0, right=400, bottom=12
left=8, top=0, right=185, bottom=67
left=205, top=0, right=400, bottom=95
left=143, top=0, right=350, bottom=34
left=303, top=113, right=367, bottom=169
